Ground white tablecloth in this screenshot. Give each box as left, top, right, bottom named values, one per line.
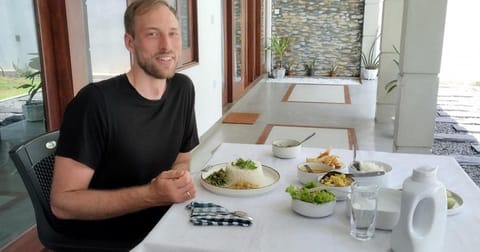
left=132, top=143, right=480, bottom=252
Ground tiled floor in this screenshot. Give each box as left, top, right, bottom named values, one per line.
left=0, top=76, right=392, bottom=248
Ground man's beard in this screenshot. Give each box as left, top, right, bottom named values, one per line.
left=136, top=51, right=176, bottom=79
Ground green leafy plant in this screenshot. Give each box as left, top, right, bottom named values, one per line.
left=265, top=36, right=295, bottom=68
left=385, top=45, right=400, bottom=94
left=329, top=60, right=338, bottom=72
left=15, top=54, right=42, bottom=105
left=304, top=59, right=316, bottom=76
left=361, top=35, right=381, bottom=70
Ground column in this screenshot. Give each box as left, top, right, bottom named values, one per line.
left=393, top=0, right=448, bottom=153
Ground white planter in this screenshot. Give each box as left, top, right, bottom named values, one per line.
left=273, top=68, right=286, bottom=79
left=22, top=102, right=44, bottom=122
left=363, top=69, right=378, bottom=80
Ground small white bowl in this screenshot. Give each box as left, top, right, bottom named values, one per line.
left=291, top=199, right=336, bottom=218
left=348, top=160, right=392, bottom=188
left=272, top=139, right=301, bottom=159
left=297, top=162, right=333, bottom=184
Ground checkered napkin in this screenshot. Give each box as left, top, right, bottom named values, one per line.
left=186, top=201, right=253, bottom=227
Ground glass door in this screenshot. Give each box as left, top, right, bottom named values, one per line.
left=0, top=0, right=45, bottom=247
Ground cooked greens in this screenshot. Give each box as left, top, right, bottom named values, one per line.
left=205, top=169, right=228, bottom=186
left=232, top=158, right=257, bottom=170
left=286, top=183, right=335, bottom=204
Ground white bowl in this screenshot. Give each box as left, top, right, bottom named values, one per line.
left=346, top=188, right=401, bottom=230
left=348, top=160, right=392, bottom=188
left=297, top=162, right=333, bottom=184
left=272, top=139, right=301, bottom=159
left=291, top=199, right=336, bottom=218
left=318, top=183, right=351, bottom=201
left=318, top=172, right=354, bottom=201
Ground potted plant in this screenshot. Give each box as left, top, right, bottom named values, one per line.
left=361, top=36, right=381, bottom=80
left=285, top=62, right=296, bottom=76
left=329, top=61, right=339, bottom=77
left=304, top=59, right=316, bottom=76
left=266, top=36, right=295, bottom=79
left=15, top=54, right=44, bottom=121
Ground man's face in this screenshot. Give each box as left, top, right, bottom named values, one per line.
left=127, top=5, right=182, bottom=79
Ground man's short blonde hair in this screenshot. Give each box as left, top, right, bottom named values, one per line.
left=124, top=0, right=177, bottom=38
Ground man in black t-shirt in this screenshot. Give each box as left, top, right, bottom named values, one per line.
left=50, top=0, right=199, bottom=249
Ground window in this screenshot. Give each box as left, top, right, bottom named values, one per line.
left=166, top=0, right=198, bottom=67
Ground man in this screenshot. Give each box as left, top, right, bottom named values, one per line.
left=50, top=0, right=198, bottom=249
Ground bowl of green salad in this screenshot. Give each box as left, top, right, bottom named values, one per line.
left=286, top=182, right=336, bottom=218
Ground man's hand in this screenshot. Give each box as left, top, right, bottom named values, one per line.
left=148, top=170, right=196, bottom=203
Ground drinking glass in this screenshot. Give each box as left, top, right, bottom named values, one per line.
left=349, top=182, right=379, bottom=241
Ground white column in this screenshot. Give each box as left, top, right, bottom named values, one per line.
left=393, top=0, right=448, bottom=153
left=375, top=0, right=403, bottom=123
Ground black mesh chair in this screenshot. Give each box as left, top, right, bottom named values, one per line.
left=9, top=131, right=129, bottom=251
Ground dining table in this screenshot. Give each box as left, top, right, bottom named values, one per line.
left=132, top=143, right=480, bottom=252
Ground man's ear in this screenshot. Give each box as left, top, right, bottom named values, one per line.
left=124, top=33, right=134, bottom=52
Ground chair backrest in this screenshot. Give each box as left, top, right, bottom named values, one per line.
left=9, top=131, right=130, bottom=251
left=9, top=131, right=59, bottom=227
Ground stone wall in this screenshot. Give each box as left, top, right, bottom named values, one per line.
left=272, top=0, right=364, bottom=77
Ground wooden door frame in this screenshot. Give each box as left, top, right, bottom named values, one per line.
left=223, top=0, right=265, bottom=106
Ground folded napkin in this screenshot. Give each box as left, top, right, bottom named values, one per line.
left=186, top=201, right=253, bottom=227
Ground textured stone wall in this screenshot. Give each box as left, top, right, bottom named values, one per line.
left=272, top=0, right=364, bottom=77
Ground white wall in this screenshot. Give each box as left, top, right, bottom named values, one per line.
left=179, top=1, right=224, bottom=136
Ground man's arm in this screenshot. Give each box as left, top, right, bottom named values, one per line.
left=50, top=154, right=195, bottom=220
left=171, top=152, right=192, bottom=171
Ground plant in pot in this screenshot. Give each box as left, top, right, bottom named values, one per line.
left=361, top=36, right=380, bottom=80
left=284, top=62, right=296, bottom=76
left=15, top=54, right=44, bottom=122
left=329, top=60, right=339, bottom=77
left=266, top=36, right=295, bottom=79
left=304, top=59, right=316, bottom=76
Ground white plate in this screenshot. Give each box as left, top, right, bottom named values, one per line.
left=447, top=190, right=463, bottom=216
left=200, top=163, right=280, bottom=197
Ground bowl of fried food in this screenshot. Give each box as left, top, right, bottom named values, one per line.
left=297, top=162, right=333, bottom=184
left=286, top=182, right=336, bottom=218
left=306, top=146, right=343, bottom=170
left=318, top=171, right=354, bottom=201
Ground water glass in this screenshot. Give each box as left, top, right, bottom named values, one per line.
left=349, top=182, right=379, bottom=241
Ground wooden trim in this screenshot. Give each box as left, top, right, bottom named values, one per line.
left=35, top=0, right=75, bottom=131
left=281, top=84, right=296, bottom=102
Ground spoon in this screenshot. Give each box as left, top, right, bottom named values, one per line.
left=351, top=144, right=361, bottom=171
left=304, top=164, right=314, bottom=173
left=214, top=210, right=254, bottom=221
left=320, top=170, right=385, bottom=182
left=299, top=132, right=316, bottom=145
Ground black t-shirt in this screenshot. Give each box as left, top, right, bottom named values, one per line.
left=55, top=73, right=199, bottom=248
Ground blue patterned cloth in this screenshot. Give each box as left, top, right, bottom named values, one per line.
left=186, top=201, right=253, bottom=227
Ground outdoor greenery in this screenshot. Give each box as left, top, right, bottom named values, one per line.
left=13, top=54, right=42, bottom=105
left=0, top=76, right=30, bottom=100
